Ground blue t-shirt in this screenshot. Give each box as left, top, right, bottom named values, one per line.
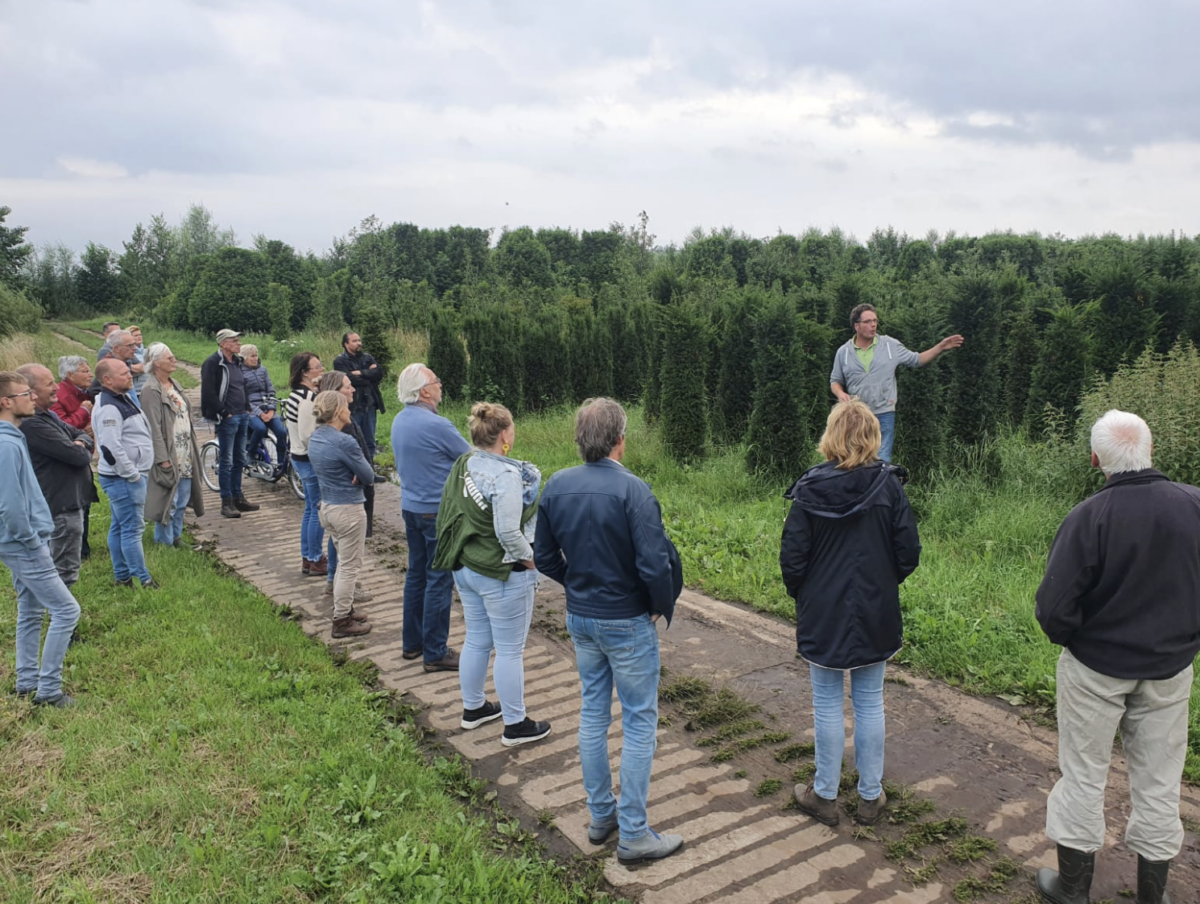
left=390, top=404, right=470, bottom=514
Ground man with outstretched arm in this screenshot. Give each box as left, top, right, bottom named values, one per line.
left=1034, top=410, right=1200, bottom=904
left=534, top=397, right=685, bottom=865
left=829, top=303, right=962, bottom=462
left=0, top=370, right=81, bottom=708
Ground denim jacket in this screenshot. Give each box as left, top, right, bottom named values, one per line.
left=466, top=450, right=540, bottom=563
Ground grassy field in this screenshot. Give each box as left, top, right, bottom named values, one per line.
left=0, top=506, right=618, bottom=903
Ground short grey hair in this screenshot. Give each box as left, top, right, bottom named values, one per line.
left=397, top=362, right=429, bottom=405
left=240, top=343, right=259, bottom=359
left=1091, top=409, right=1152, bottom=476
left=58, top=355, right=88, bottom=380
left=575, top=397, right=627, bottom=463
left=109, top=329, right=134, bottom=349
left=143, top=342, right=174, bottom=373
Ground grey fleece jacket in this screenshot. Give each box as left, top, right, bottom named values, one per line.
left=829, top=336, right=921, bottom=415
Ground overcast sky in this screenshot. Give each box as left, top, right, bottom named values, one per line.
left=4, top=0, right=1200, bottom=256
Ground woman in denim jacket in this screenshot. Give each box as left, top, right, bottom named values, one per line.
left=240, top=344, right=289, bottom=474
left=433, top=402, right=550, bottom=748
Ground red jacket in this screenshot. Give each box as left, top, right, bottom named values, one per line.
left=51, top=380, right=92, bottom=430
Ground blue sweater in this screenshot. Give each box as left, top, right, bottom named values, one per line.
left=390, top=404, right=471, bottom=514
left=309, top=425, right=375, bottom=505
left=0, top=421, right=54, bottom=555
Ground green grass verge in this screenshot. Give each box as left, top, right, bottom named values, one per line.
left=0, top=513, right=620, bottom=903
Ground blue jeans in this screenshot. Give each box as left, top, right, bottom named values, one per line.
left=352, top=408, right=378, bottom=461
left=567, top=612, right=661, bottom=842
left=809, top=661, right=887, bottom=801
left=6, top=544, right=81, bottom=700
left=99, top=473, right=152, bottom=585
left=153, top=477, right=191, bottom=545
left=246, top=414, right=289, bottom=468
left=216, top=413, right=249, bottom=499
left=455, top=567, right=537, bottom=724
left=402, top=510, right=454, bottom=662
left=877, top=411, right=895, bottom=463
left=292, top=459, right=324, bottom=561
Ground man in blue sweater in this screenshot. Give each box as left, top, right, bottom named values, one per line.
left=0, top=371, right=81, bottom=708
left=535, top=398, right=685, bottom=865
left=391, top=363, right=470, bottom=672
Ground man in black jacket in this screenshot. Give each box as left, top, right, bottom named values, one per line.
left=1034, top=410, right=1200, bottom=904
left=333, top=332, right=384, bottom=462
left=200, top=328, right=259, bottom=519
left=16, top=363, right=96, bottom=588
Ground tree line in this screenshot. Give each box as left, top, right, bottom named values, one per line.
left=3, top=203, right=1199, bottom=483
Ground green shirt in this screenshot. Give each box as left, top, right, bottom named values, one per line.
left=854, top=336, right=878, bottom=373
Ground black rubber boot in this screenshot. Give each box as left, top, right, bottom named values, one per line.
left=1137, top=856, right=1171, bottom=904
left=1036, top=845, right=1094, bottom=904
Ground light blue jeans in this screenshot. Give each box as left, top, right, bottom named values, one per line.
left=454, top=567, right=537, bottom=724
left=877, top=411, right=896, bottom=463
left=153, top=477, right=192, bottom=545
left=291, top=459, right=324, bottom=561
left=6, top=544, right=81, bottom=700
left=809, top=661, right=887, bottom=801
left=99, top=473, right=152, bottom=585
left=567, top=612, right=661, bottom=842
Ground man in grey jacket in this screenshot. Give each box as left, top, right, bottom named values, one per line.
left=0, top=370, right=81, bottom=708
left=829, top=303, right=963, bottom=462
left=94, top=358, right=156, bottom=589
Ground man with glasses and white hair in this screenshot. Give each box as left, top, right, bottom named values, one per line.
left=534, top=397, right=685, bottom=865
left=90, top=329, right=142, bottom=407
left=390, top=363, right=470, bottom=672
left=830, top=303, right=963, bottom=462
left=1035, top=410, right=1200, bottom=904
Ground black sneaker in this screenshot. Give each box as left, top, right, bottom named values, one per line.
left=461, top=700, right=503, bottom=730
left=141, top=579, right=161, bottom=590
left=33, top=693, right=76, bottom=709
left=501, top=717, right=551, bottom=748
left=114, top=578, right=134, bottom=588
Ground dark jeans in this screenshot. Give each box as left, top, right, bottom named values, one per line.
left=216, top=413, right=249, bottom=499
left=352, top=408, right=378, bottom=461
left=246, top=414, right=289, bottom=467
left=402, top=510, right=453, bottom=663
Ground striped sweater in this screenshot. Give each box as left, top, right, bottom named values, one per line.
left=283, top=387, right=318, bottom=460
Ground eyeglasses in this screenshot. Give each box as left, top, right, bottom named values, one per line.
left=423, top=379, right=442, bottom=388
left=3, top=389, right=33, bottom=400
left=857, top=318, right=879, bottom=326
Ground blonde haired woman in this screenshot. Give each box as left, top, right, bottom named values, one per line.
left=433, top=402, right=549, bottom=747
left=307, top=390, right=374, bottom=639
left=141, top=343, right=205, bottom=545
left=780, top=399, right=921, bottom=828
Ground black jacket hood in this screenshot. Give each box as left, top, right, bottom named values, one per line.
left=787, top=460, right=906, bottom=520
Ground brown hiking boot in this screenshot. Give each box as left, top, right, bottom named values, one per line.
left=793, top=782, right=839, bottom=827
left=423, top=649, right=460, bottom=672
left=331, top=616, right=371, bottom=638
left=221, top=498, right=241, bottom=518
left=855, top=790, right=888, bottom=826
left=233, top=496, right=260, bottom=512
left=348, top=607, right=369, bottom=623
left=306, top=557, right=328, bottom=576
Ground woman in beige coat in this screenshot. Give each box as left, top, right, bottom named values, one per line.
left=141, top=343, right=205, bottom=545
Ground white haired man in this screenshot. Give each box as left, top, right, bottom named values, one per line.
left=390, top=363, right=470, bottom=671
left=1035, top=410, right=1200, bottom=904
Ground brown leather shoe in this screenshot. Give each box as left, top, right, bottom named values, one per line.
left=401, top=648, right=422, bottom=661
left=233, top=496, right=260, bottom=512
left=348, top=607, right=369, bottom=623
left=793, top=782, right=839, bottom=826
left=423, top=649, right=460, bottom=672
left=306, top=557, right=328, bottom=577
left=331, top=616, right=371, bottom=638
left=855, top=790, right=888, bottom=826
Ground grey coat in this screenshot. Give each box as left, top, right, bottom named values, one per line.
left=141, top=377, right=206, bottom=525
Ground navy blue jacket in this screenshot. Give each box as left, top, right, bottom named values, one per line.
left=534, top=458, right=683, bottom=625
left=780, top=460, right=921, bottom=670
left=1036, top=469, right=1200, bottom=681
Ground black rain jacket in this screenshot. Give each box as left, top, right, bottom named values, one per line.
left=780, top=460, right=921, bottom=670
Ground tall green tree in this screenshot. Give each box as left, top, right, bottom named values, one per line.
left=427, top=309, right=468, bottom=402
left=186, top=248, right=270, bottom=335
left=0, top=205, right=33, bottom=291
left=713, top=290, right=760, bottom=444
left=746, top=296, right=806, bottom=481
left=76, top=243, right=121, bottom=313
left=659, top=302, right=709, bottom=462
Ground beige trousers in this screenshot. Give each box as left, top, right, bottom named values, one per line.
left=1046, top=647, right=1191, bottom=861
left=318, top=502, right=366, bottom=620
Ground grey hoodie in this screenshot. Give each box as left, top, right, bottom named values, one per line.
left=829, top=335, right=921, bottom=415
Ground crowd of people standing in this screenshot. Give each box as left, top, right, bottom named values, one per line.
left=1, top=314, right=1196, bottom=897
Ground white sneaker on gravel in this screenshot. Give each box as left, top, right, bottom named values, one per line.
left=617, top=829, right=684, bottom=864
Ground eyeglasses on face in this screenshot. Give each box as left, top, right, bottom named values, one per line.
left=4, top=389, right=33, bottom=399
left=857, top=318, right=878, bottom=326
left=423, top=379, right=442, bottom=388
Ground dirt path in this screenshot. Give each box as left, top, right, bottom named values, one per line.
left=58, top=327, right=1200, bottom=902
